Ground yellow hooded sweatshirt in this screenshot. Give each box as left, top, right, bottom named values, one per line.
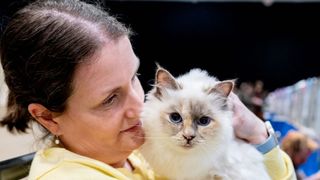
left=28, top=147, right=295, bottom=180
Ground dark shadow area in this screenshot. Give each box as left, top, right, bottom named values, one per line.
left=1, top=1, right=320, bottom=92
left=0, top=152, right=35, bottom=180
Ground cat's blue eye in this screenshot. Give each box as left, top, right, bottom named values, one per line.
left=197, top=116, right=211, bottom=126
left=169, top=112, right=183, bottom=124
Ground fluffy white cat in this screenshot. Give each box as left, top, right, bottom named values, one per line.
left=140, top=67, right=270, bottom=180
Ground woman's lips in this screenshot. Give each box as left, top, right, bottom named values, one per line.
left=121, top=121, right=142, bottom=133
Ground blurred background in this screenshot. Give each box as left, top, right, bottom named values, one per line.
left=1, top=0, right=320, bottom=179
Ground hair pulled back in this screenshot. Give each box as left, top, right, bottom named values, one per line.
left=0, top=0, right=130, bottom=133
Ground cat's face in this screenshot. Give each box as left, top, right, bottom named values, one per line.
left=143, top=67, right=234, bottom=151
left=160, top=95, right=225, bottom=150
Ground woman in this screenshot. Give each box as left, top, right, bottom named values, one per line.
left=0, top=0, right=294, bottom=179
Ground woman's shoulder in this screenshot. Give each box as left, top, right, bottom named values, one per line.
left=28, top=147, right=131, bottom=180
left=127, top=150, right=156, bottom=180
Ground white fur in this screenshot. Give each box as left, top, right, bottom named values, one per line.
left=140, top=69, right=270, bottom=180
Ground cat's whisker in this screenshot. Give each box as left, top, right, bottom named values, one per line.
left=128, top=134, right=171, bottom=139
left=142, top=136, right=171, bottom=139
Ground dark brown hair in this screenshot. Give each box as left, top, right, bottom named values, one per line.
left=0, top=0, right=130, bottom=133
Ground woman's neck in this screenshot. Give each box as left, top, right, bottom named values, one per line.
left=111, top=159, right=133, bottom=171
left=123, top=159, right=133, bottom=171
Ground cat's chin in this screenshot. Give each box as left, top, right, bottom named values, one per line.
left=181, top=145, right=193, bottom=149
left=177, top=143, right=196, bottom=151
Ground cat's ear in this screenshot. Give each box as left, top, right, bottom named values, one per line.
left=209, top=80, right=234, bottom=97
left=155, top=66, right=180, bottom=97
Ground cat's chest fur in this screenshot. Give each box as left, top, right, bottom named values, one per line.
left=141, top=131, right=267, bottom=180
left=140, top=68, right=270, bottom=180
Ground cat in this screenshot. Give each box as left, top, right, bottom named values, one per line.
left=139, top=67, right=270, bottom=180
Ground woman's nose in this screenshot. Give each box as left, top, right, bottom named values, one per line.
left=125, top=88, right=144, bottom=119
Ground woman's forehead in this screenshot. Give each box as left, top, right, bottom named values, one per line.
left=70, top=37, right=138, bottom=97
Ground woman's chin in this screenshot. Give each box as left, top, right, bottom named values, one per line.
left=120, top=127, right=145, bottom=151
left=131, top=127, right=145, bottom=148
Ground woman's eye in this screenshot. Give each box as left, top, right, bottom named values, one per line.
left=103, top=94, right=117, bottom=106
left=197, top=116, right=211, bottom=126
left=169, top=112, right=183, bottom=124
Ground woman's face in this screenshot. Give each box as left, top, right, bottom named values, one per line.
left=55, top=36, right=145, bottom=167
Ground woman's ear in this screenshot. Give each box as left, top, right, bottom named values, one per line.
left=28, top=103, right=60, bottom=135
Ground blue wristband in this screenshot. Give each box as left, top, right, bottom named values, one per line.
left=254, top=121, right=279, bottom=154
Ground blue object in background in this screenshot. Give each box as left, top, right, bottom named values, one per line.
left=266, top=114, right=319, bottom=177
left=267, top=118, right=298, bottom=142
left=298, top=149, right=320, bottom=177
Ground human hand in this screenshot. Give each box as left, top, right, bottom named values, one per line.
left=229, top=93, right=268, bottom=144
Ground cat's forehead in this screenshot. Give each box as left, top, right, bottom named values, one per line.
left=168, top=92, right=227, bottom=115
